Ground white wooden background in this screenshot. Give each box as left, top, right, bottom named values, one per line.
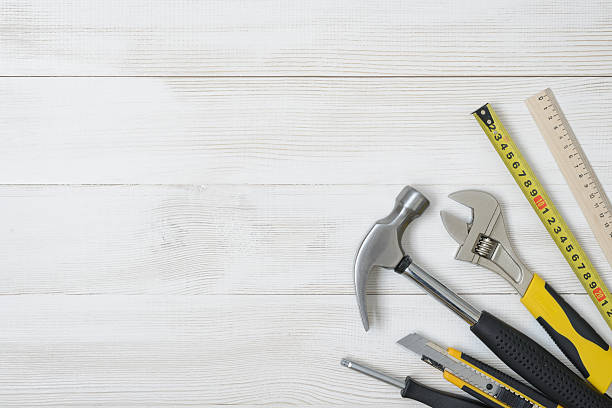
left=1, top=1, right=612, bottom=406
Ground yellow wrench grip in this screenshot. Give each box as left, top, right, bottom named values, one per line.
left=522, top=274, right=612, bottom=393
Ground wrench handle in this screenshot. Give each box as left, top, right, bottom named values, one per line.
left=471, top=311, right=612, bottom=408
left=521, top=274, right=612, bottom=394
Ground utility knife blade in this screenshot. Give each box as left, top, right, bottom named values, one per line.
left=397, top=334, right=502, bottom=398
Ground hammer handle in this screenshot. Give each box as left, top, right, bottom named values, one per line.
left=471, top=311, right=612, bottom=408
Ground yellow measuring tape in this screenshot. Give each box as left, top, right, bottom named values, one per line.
left=473, top=104, right=612, bottom=330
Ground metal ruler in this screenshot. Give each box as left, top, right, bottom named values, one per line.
left=473, top=103, right=612, bottom=330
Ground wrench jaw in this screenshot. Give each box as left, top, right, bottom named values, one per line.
left=444, top=190, right=502, bottom=265
left=440, top=211, right=469, bottom=246
left=440, top=211, right=479, bottom=267
left=448, top=190, right=499, bottom=232
left=441, top=190, right=533, bottom=296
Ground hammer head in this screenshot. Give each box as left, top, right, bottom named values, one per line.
left=354, top=186, right=430, bottom=331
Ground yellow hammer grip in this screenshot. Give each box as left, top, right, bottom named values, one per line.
left=521, top=274, right=612, bottom=393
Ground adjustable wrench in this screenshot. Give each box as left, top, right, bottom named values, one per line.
left=441, top=190, right=612, bottom=396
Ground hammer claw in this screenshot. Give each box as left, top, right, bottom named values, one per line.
left=353, top=186, right=429, bottom=331
left=354, top=243, right=374, bottom=331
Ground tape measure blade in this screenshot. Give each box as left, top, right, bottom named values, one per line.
left=473, top=103, right=612, bottom=330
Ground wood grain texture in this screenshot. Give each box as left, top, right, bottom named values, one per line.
left=1, top=184, right=610, bottom=297
left=0, top=293, right=609, bottom=407
left=1, top=77, right=612, bottom=184
left=1, top=0, right=612, bottom=76
left=2, top=2, right=612, bottom=406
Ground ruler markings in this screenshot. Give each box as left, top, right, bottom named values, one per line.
left=526, top=89, right=612, bottom=326
left=474, top=102, right=612, bottom=329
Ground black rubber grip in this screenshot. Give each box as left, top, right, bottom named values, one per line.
left=401, top=376, right=487, bottom=408
left=544, top=283, right=609, bottom=351
left=460, top=386, right=505, bottom=408
left=471, top=311, right=612, bottom=408
left=537, top=282, right=610, bottom=378
left=537, top=316, right=589, bottom=378
left=460, top=352, right=557, bottom=408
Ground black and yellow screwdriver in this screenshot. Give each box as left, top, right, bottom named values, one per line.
left=341, top=358, right=487, bottom=407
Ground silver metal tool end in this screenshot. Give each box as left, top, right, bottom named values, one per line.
left=441, top=190, right=533, bottom=296
left=449, top=190, right=499, bottom=220
left=399, top=263, right=482, bottom=325
left=440, top=211, right=469, bottom=244
left=354, top=186, right=429, bottom=331
left=397, top=333, right=502, bottom=397
left=397, top=334, right=447, bottom=373
left=340, top=358, right=405, bottom=389
left=397, top=333, right=443, bottom=357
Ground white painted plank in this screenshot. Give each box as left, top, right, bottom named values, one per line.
left=1, top=0, right=611, bottom=76
left=1, top=184, right=610, bottom=298
left=0, top=293, right=608, bottom=407
left=1, top=77, right=612, bottom=184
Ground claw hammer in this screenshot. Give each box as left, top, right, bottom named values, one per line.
left=354, top=186, right=612, bottom=408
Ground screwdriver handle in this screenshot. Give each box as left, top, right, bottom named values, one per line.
left=471, top=311, right=612, bottom=408
left=401, top=376, right=487, bottom=408
left=521, top=274, right=612, bottom=393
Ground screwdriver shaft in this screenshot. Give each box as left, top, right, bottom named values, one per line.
left=341, top=359, right=404, bottom=389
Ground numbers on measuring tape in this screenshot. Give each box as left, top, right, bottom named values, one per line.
left=476, top=105, right=612, bottom=317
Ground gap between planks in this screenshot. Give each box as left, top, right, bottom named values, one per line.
left=2, top=75, right=612, bottom=78
left=1, top=184, right=610, bottom=296
left=2, top=76, right=611, bottom=184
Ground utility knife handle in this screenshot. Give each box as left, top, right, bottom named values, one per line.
left=401, top=377, right=487, bottom=408
left=471, top=311, right=612, bottom=408
left=442, top=370, right=517, bottom=408
left=521, top=274, right=612, bottom=394
left=448, top=348, right=559, bottom=408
